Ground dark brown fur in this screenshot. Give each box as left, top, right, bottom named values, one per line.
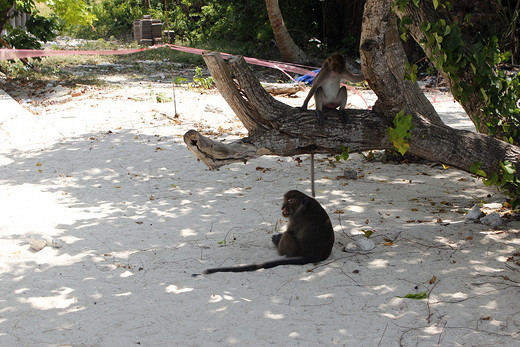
left=203, top=190, right=334, bottom=274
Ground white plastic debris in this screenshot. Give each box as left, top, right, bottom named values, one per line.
left=345, top=238, right=376, bottom=252
left=29, top=238, right=47, bottom=251
left=29, top=237, right=63, bottom=251
left=465, top=204, right=483, bottom=221
left=46, top=239, right=63, bottom=248
left=345, top=243, right=358, bottom=252
left=356, top=238, right=376, bottom=251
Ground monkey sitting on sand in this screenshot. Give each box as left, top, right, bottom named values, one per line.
left=203, top=190, right=334, bottom=274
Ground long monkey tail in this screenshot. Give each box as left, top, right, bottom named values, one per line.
left=203, top=257, right=314, bottom=274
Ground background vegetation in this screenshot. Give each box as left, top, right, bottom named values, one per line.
left=1, top=0, right=520, bottom=205
left=1, top=0, right=518, bottom=62
left=63, top=0, right=365, bottom=59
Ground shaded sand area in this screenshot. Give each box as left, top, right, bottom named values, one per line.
left=1, top=76, right=519, bottom=346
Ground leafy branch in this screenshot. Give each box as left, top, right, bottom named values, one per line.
left=397, top=0, right=520, bottom=145
left=388, top=111, right=414, bottom=155
left=471, top=161, right=520, bottom=208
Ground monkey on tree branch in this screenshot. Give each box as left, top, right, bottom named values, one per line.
left=183, top=52, right=520, bottom=185
left=183, top=0, right=520, bottom=196
left=301, top=53, right=365, bottom=125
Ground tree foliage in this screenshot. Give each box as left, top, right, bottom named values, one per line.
left=67, top=0, right=149, bottom=39
left=398, top=0, right=520, bottom=146
left=65, top=0, right=365, bottom=57
left=395, top=0, right=520, bottom=206
left=48, top=0, right=96, bottom=27
left=1, top=0, right=96, bottom=49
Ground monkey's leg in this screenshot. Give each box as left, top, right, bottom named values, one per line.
left=337, top=86, right=348, bottom=110
left=314, top=88, right=326, bottom=124
left=336, top=86, right=349, bottom=123
left=276, top=232, right=300, bottom=257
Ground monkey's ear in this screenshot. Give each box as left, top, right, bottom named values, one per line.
left=301, top=197, right=309, bottom=206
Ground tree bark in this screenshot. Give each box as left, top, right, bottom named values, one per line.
left=0, top=1, right=14, bottom=34
left=184, top=52, right=520, bottom=181
left=392, top=1, right=495, bottom=137
left=360, top=0, right=443, bottom=125
left=261, top=82, right=301, bottom=96
left=265, top=0, right=309, bottom=64
left=183, top=0, right=520, bottom=185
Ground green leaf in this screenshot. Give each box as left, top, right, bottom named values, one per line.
left=335, top=146, right=351, bottom=162
left=485, top=173, right=499, bottom=186
left=47, top=0, right=97, bottom=27
left=397, top=143, right=410, bottom=156
left=388, top=111, right=414, bottom=156
left=500, top=161, right=516, bottom=175
left=399, top=292, right=427, bottom=300
left=480, top=88, right=489, bottom=102
left=469, top=161, right=487, bottom=177
left=470, top=63, right=477, bottom=74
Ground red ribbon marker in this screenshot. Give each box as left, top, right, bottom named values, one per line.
left=0, top=43, right=368, bottom=107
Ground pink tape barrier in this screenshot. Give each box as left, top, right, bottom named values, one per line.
left=0, top=43, right=316, bottom=74
left=0, top=43, right=368, bottom=106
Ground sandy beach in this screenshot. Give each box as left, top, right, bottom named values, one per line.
left=1, top=71, right=519, bottom=346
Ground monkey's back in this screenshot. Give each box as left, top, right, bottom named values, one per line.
left=291, top=196, right=335, bottom=261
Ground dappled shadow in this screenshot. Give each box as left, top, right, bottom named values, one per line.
left=1, top=104, right=519, bottom=345
left=0, top=125, right=279, bottom=344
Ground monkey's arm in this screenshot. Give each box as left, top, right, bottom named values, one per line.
left=301, top=72, right=326, bottom=109
left=340, top=70, right=365, bottom=84
left=301, top=84, right=318, bottom=110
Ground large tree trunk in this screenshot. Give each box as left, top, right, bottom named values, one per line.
left=360, top=0, right=443, bottom=126
left=392, top=1, right=503, bottom=139
left=265, top=0, right=309, bottom=64
left=183, top=0, right=520, bottom=184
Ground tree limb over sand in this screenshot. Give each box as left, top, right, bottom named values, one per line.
left=183, top=52, right=520, bottom=183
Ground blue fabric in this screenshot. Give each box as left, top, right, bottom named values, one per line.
left=295, top=69, right=320, bottom=85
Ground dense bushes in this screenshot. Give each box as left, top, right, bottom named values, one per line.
left=3, top=14, right=58, bottom=49
left=66, top=1, right=274, bottom=54
left=64, top=0, right=327, bottom=57
left=66, top=0, right=154, bottom=40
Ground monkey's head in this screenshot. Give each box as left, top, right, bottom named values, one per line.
left=281, top=190, right=307, bottom=217
left=327, top=53, right=346, bottom=74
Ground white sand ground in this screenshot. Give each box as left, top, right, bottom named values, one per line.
left=1, top=76, right=519, bottom=346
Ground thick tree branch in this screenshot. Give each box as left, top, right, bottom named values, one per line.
left=410, top=114, right=520, bottom=176
left=183, top=130, right=259, bottom=170
left=201, top=51, right=272, bottom=134
left=184, top=52, right=520, bottom=181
